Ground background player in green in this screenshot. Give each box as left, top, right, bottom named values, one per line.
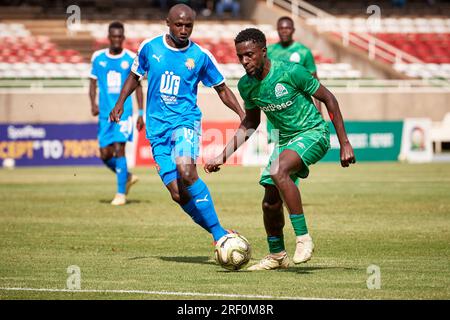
left=205, top=28, right=355, bottom=270
left=267, top=16, right=322, bottom=143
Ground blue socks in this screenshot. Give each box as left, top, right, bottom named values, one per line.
left=181, top=199, right=209, bottom=232
left=181, top=178, right=227, bottom=241
left=115, top=157, right=128, bottom=195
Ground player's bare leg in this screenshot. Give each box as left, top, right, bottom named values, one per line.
left=164, top=156, right=199, bottom=205
left=99, top=145, right=115, bottom=168
left=270, top=150, right=314, bottom=264
left=248, top=185, right=290, bottom=270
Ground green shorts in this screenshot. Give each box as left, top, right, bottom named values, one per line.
left=260, top=127, right=330, bottom=186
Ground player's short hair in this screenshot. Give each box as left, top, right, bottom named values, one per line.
left=277, top=16, right=294, bottom=26
left=108, top=21, right=124, bottom=33
left=234, top=28, right=266, bottom=48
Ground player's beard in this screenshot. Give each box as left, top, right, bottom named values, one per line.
left=168, top=32, right=189, bottom=48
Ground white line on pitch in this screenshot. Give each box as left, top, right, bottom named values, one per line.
left=0, top=287, right=342, bottom=300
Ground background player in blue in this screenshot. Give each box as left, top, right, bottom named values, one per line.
left=89, top=21, right=144, bottom=206
left=110, top=4, right=245, bottom=243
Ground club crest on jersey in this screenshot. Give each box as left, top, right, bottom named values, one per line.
left=185, top=58, right=195, bottom=70
left=99, top=61, right=107, bottom=67
left=290, top=52, right=301, bottom=63
left=275, top=83, right=288, bottom=98
left=121, top=61, right=130, bottom=70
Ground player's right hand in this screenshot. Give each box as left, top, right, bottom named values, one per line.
left=91, top=104, right=99, bottom=116
left=204, top=156, right=224, bottom=174
left=340, top=141, right=356, bottom=167
left=109, top=104, right=124, bottom=123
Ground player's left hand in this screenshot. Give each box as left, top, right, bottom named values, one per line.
left=204, top=156, right=224, bottom=174
left=136, top=116, right=144, bottom=131
left=340, top=141, right=356, bottom=167
left=109, top=104, right=124, bottom=123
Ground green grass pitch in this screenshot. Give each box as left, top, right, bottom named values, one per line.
left=0, top=163, right=449, bottom=299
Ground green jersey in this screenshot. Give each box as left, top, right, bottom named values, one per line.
left=238, top=60, right=326, bottom=145
left=267, top=42, right=317, bottom=74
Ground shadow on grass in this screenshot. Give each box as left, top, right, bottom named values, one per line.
left=158, top=256, right=216, bottom=265
left=280, top=265, right=361, bottom=274
left=99, top=199, right=151, bottom=205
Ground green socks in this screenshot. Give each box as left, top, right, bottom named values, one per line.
left=290, top=214, right=308, bottom=236
left=267, top=215, right=308, bottom=253
left=267, top=235, right=285, bottom=254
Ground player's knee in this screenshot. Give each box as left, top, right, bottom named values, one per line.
left=262, top=199, right=283, bottom=213
left=177, top=167, right=197, bottom=186
left=114, top=143, right=126, bottom=157
left=100, top=151, right=112, bottom=162
left=170, top=190, right=182, bottom=204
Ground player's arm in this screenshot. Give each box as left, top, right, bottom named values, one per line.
left=213, top=83, right=245, bottom=121
left=89, top=78, right=99, bottom=116
left=313, top=85, right=355, bottom=167
left=305, top=48, right=322, bottom=115
left=135, top=80, right=144, bottom=131
left=109, top=72, right=140, bottom=123
left=311, top=72, right=322, bottom=115
left=204, top=107, right=261, bottom=173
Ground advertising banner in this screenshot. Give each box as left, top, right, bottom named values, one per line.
left=322, top=121, right=404, bottom=162
left=1, top=121, right=407, bottom=167
left=0, top=123, right=101, bottom=166
left=134, top=121, right=243, bottom=167
left=399, top=118, right=433, bottom=163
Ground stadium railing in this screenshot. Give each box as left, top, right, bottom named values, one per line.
left=267, top=0, right=424, bottom=64
left=1, top=78, right=449, bottom=90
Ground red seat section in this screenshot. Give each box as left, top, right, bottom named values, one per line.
left=374, top=33, right=450, bottom=63
left=93, top=38, right=336, bottom=65
left=0, top=36, right=84, bottom=63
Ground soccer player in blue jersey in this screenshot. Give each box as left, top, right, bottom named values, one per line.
left=110, top=4, right=245, bottom=243
left=89, top=21, right=144, bottom=206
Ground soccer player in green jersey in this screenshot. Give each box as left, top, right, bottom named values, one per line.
left=267, top=16, right=322, bottom=143
left=268, top=16, right=317, bottom=77
left=204, top=28, right=355, bottom=270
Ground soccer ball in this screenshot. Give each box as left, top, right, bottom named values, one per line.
left=2, top=158, right=15, bottom=169
left=214, top=233, right=251, bottom=271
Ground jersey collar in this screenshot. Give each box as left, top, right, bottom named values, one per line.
left=163, top=34, right=191, bottom=52
left=105, top=49, right=126, bottom=59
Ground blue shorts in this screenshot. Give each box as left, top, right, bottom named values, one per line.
left=151, top=127, right=200, bottom=185
left=98, top=116, right=133, bottom=148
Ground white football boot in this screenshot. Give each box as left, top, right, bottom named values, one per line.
left=293, top=234, right=314, bottom=264
left=125, top=174, right=139, bottom=195
left=111, top=193, right=126, bottom=206
left=247, top=252, right=290, bottom=271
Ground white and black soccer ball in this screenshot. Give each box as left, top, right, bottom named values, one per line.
left=214, top=233, right=251, bottom=271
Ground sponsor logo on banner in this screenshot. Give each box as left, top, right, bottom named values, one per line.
left=134, top=121, right=243, bottom=167
left=0, top=124, right=101, bottom=166
left=399, top=118, right=433, bottom=163
left=325, top=121, right=404, bottom=162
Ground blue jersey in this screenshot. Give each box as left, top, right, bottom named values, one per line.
left=90, top=48, right=135, bottom=120
left=131, top=35, right=224, bottom=140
